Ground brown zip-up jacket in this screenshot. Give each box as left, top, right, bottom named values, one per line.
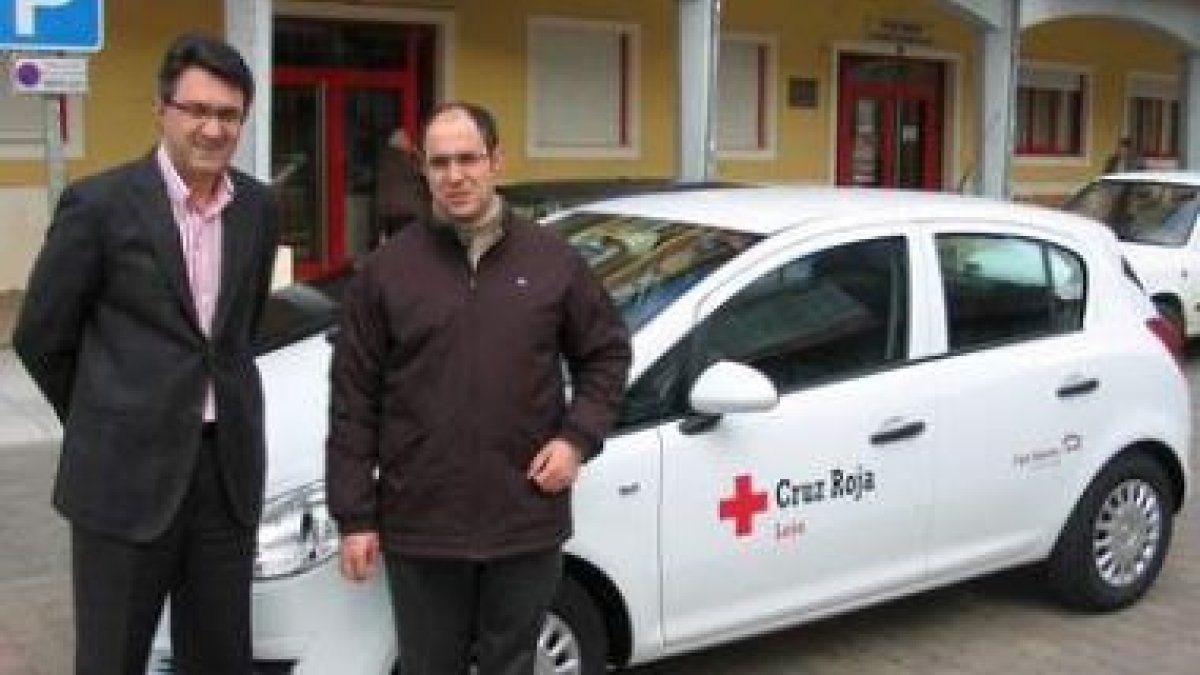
left=326, top=208, right=631, bottom=559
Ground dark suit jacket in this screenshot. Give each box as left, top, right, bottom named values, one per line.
left=14, top=153, right=280, bottom=542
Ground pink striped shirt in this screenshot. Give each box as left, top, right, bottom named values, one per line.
left=156, top=145, right=233, bottom=422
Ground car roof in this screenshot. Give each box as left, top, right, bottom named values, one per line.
left=1098, top=170, right=1200, bottom=186
left=498, top=177, right=737, bottom=200
left=570, top=185, right=1094, bottom=238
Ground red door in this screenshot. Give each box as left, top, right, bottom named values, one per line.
left=272, top=67, right=418, bottom=280
left=836, top=55, right=943, bottom=190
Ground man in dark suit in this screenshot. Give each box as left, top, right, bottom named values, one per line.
left=13, top=34, right=279, bottom=675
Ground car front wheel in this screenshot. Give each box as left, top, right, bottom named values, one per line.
left=538, top=576, right=608, bottom=675
left=1045, top=453, right=1174, bottom=611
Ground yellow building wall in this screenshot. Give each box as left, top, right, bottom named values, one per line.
left=718, top=0, right=979, bottom=186
left=443, top=0, right=981, bottom=185
left=441, top=0, right=676, bottom=179
left=0, top=1, right=223, bottom=186
left=1015, top=17, right=1182, bottom=201
left=0, top=2, right=1187, bottom=192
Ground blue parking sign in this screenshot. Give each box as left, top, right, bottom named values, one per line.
left=0, top=0, right=103, bottom=52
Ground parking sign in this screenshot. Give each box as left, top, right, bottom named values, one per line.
left=0, top=0, right=103, bottom=52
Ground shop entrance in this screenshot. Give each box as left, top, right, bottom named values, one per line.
left=836, top=54, right=944, bottom=190
left=271, top=19, right=436, bottom=279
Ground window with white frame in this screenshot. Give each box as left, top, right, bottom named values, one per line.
left=1016, top=64, right=1087, bottom=157
left=528, top=17, right=637, bottom=157
left=0, top=78, right=83, bottom=159
left=1128, top=75, right=1179, bottom=159
left=717, top=35, right=774, bottom=155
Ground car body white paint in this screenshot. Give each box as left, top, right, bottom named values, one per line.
left=151, top=186, right=1190, bottom=674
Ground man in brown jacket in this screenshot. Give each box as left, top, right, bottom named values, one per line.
left=326, top=101, right=631, bottom=675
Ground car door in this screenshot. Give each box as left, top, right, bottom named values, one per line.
left=921, top=228, right=1104, bottom=574
left=1180, top=202, right=1200, bottom=332
left=658, top=230, right=937, bottom=647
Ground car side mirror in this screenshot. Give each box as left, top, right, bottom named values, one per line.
left=688, top=361, right=779, bottom=415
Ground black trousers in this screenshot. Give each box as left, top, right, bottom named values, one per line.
left=70, top=429, right=255, bottom=675
left=385, top=549, right=562, bottom=675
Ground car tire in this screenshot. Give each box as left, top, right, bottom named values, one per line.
left=540, top=576, right=609, bottom=675
left=1045, top=453, right=1174, bottom=612
left=1154, top=298, right=1186, bottom=341
left=390, top=576, right=608, bottom=675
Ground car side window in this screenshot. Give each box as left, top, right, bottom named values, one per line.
left=615, top=341, right=690, bottom=432
left=937, top=234, right=1086, bottom=351
left=694, top=237, right=909, bottom=394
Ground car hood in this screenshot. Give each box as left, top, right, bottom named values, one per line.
left=258, top=332, right=332, bottom=496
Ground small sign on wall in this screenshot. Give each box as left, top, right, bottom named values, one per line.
left=865, top=17, right=934, bottom=48
left=788, top=77, right=818, bottom=108
left=10, top=56, right=88, bottom=94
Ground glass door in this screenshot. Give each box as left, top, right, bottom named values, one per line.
left=271, top=19, right=432, bottom=280
left=837, top=55, right=943, bottom=190
left=893, top=95, right=937, bottom=189
left=846, top=96, right=888, bottom=187
left=273, top=68, right=416, bottom=279
left=272, top=83, right=326, bottom=276
left=342, top=88, right=408, bottom=256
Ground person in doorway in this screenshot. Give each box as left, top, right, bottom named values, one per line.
left=372, top=126, right=430, bottom=245
left=1104, top=136, right=1146, bottom=173
left=326, top=101, right=631, bottom=675
left=13, top=34, right=279, bottom=674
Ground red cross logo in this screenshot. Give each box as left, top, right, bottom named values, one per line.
left=719, top=474, right=769, bottom=537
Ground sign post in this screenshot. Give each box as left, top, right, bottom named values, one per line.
left=2, top=0, right=104, bottom=212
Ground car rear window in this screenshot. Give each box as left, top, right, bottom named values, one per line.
left=937, top=234, right=1086, bottom=350
left=1066, top=180, right=1200, bottom=246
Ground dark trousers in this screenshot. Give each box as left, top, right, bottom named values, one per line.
left=384, top=549, right=562, bottom=675
left=70, top=430, right=255, bottom=675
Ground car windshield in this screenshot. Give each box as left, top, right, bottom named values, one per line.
left=553, top=212, right=762, bottom=330
left=254, top=273, right=349, bottom=355
left=1065, top=180, right=1200, bottom=246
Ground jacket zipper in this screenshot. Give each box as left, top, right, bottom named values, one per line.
left=464, top=244, right=481, bottom=557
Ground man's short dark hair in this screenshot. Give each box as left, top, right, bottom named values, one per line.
left=157, top=33, right=255, bottom=108
left=422, top=101, right=499, bottom=153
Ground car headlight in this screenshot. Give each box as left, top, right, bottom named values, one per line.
left=254, top=480, right=339, bottom=581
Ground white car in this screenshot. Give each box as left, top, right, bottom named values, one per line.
left=1065, top=171, right=1200, bottom=338
left=152, top=186, right=1189, bottom=674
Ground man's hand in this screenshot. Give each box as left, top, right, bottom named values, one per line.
left=528, top=437, right=584, bottom=494
left=339, top=531, right=380, bottom=582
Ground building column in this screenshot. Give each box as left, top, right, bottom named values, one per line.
left=225, top=0, right=272, bottom=181
left=975, top=0, right=1020, bottom=199
left=677, top=0, right=720, bottom=181
left=1183, top=51, right=1200, bottom=170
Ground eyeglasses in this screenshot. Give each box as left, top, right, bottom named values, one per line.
left=425, top=151, right=490, bottom=173
left=165, top=99, right=245, bottom=127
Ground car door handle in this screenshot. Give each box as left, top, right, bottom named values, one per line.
left=1056, top=377, right=1099, bottom=398
left=869, top=419, right=926, bottom=445
left=679, top=413, right=721, bottom=436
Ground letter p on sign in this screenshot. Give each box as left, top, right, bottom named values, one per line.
left=16, top=0, right=72, bottom=35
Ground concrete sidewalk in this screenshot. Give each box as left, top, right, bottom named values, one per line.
left=0, top=349, right=60, bottom=448
left=0, top=291, right=59, bottom=447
